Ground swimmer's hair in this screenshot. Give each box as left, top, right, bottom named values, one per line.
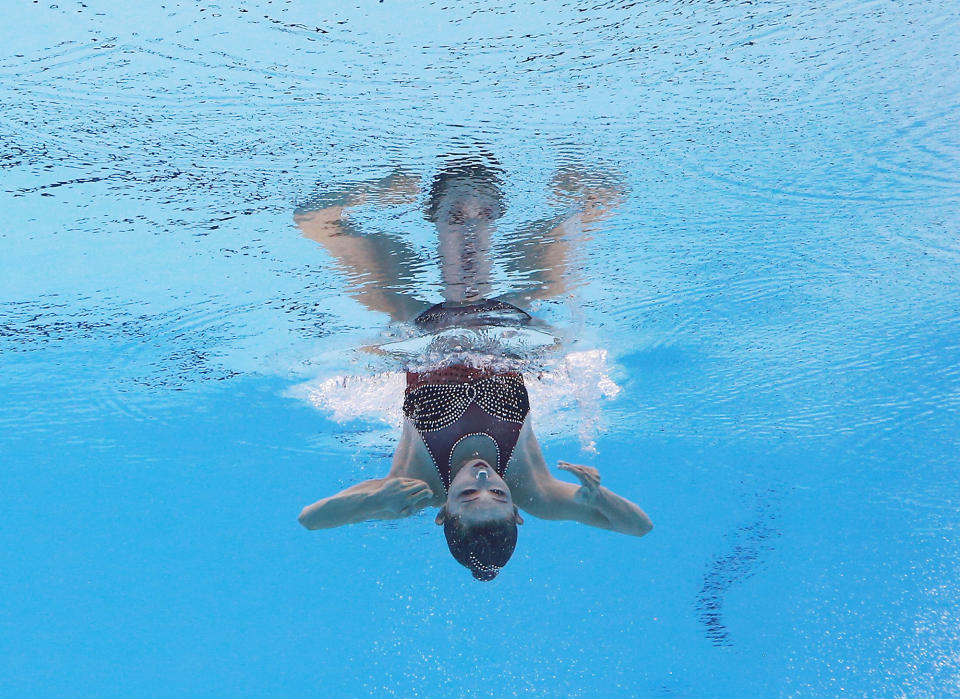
left=442, top=511, right=518, bottom=581
left=424, top=155, right=506, bottom=223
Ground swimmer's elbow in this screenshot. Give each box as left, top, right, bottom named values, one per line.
left=298, top=507, right=320, bottom=530
left=637, top=517, right=653, bottom=537
left=628, top=515, right=653, bottom=537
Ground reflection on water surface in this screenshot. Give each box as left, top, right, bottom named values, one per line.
left=2, top=0, right=960, bottom=695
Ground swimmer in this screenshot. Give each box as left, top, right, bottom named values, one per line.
left=295, top=154, right=650, bottom=580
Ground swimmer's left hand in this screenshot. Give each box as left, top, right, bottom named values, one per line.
left=558, top=461, right=601, bottom=501
left=549, top=168, right=626, bottom=224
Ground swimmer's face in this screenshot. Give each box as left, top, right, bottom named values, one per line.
left=434, top=180, right=500, bottom=227
left=442, top=459, right=521, bottom=525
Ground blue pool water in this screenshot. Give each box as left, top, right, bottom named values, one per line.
left=2, top=1, right=960, bottom=696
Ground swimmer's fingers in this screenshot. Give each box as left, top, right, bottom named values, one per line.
left=371, top=170, right=421, bottom=205
left=382, top=478, right=432, bottom=516
left=407, top=484, right=434, bottom=501
left=550, top=169, right=626, bottom=206
left=402, top=481, right=433, bottom=501
left=399, top=486, right=435, bottom=516
left=392, top=477, right=431, bottom=494
left=558, top=461, right=601, bottom=490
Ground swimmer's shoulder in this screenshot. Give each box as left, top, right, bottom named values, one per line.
left=389, top=417, right=446, bottom=500
left=505, top=416, right=548, bottom=484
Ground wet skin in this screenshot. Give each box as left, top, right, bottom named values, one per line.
left=295, top=167, right=652, bottom=540
left=440, top=459, right=523, bottom=526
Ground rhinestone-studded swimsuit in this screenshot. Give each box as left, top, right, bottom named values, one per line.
left=403, top=365, right=530, bottom=491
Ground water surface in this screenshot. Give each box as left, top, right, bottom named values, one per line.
left=2, top=1, right=960, bottom=696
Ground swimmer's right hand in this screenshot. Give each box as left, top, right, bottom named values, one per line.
left=370, top=169, right=421, bottom=205
left=380, top=478, right=435, bottom=517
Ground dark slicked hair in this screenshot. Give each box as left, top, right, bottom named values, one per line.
left=443, top=513, right=518, bottom=581
left=424, top=155, right=506, bottom=223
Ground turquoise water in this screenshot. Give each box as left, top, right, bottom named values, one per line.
left=3, top=1, right=960, bottom=696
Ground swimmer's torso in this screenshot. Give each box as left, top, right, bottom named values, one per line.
left=401, top=365, right=530, bottom=491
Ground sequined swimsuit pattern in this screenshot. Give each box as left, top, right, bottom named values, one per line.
left=403, top=368, right=530, bottom=490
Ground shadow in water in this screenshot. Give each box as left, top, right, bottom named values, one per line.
left=696, top=488, right=782, bottom=646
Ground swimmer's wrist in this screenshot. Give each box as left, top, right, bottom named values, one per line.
left=574, top=484, right=600, bottom=504
left=301, top=187, right=366, bottom=211
left=368, top=482, right=407, bottom=518
left=344, top=489, right=386, bottom=519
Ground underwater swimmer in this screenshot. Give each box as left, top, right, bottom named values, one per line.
left=296, top=156, right=651, bottom=580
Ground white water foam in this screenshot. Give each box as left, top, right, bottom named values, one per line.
left=288, top=348, right=620, bottom=453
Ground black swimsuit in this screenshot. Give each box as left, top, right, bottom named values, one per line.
left=403, top=365, right=530, bottom=490
left=414, top=298, right=531, bottom=332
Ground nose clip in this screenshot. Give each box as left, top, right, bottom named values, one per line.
left=476, top=470, right=489, bottom=482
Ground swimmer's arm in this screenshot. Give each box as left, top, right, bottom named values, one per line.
left=293, top=169, right=428, bottom=322
left=293, top=169, right=420, bottom=243
left=298, top=478, right=434, bottom=530
left=498, top=215, right=578, bottom=303
left=501, top=168, right=626, bottom=303
left=523, top=468, right=652, bottom=536
left=295, top=169, right=421, bottom=220
left=512, top=435, right=651, bottom=536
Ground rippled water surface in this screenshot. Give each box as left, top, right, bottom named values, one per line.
left=3, top=1, right=960, bottom=696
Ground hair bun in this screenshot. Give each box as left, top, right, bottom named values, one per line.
left=472, top=567, right=500, bottom=582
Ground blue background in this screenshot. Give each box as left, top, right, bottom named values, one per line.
left=2, top=0, right=959, bottom=696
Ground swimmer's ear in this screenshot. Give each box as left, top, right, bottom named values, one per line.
left=435, top=508, right=447, bottom=526
left=514, top=507, right=524, bottom=525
